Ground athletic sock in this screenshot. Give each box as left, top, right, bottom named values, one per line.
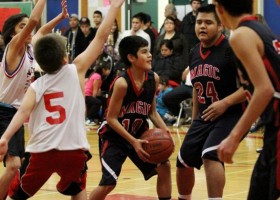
left=178, top=194, right=191, bottom=200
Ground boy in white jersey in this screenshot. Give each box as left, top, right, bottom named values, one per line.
left=0, top=0, right=68, bottom=198
left=0, top=0, right=125, bottom=199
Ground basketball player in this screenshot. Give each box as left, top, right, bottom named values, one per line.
left=176, top=5, right=246, bottom=200
left=89, top=35, right=172, bottom=200
left=0, top=0, right=125, bottom=199
left=214, top=0, right=280, bottom=199
left=0, top=0, right=68, bottom=198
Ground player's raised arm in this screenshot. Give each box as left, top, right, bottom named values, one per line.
left=73, top=0, right=125, bottom=75
left=5, top=0, right=46, bottom=72
left=32, top=0, right=69, bottom=45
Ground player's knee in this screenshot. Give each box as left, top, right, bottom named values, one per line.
left=157, top=160, right=171, bottom=174
left=5, top=155, right=21, bottom=173
left=202, top=150, right=219, bottom=162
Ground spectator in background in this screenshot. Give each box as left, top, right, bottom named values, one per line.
left=156, top=76, right=175, bottom=126
left=64, top=13, right=85, bottom=62
left=159, top=3, right=181, bottom=35
left=138, top=12, right=156, bottom=53
left=85, top=62, right=111, bottom=125
left=163, top=67, right=193, bottom=125
left=114, top=13, right=151, bottom=55
left=92, top=10, right=103, bottom=35
left=145, top=14, right=159, bottom=39
left=104, top=19, right=120, bottom=62
left=80, top=17, right=95, bottom=47
left=154, top=16, right=189, bottom=66
left=180, top=0, right=202, bottom=52
left=152, top=39, right=185, bottom=85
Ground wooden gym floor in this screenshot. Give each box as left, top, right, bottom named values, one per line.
left=0, top=124, right=263, bottom=200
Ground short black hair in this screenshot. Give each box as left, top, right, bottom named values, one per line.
left=2, top=13, right=28, bottom=46
left=34, top=33, right=67, bottom=74
left=197, top=4, right=221, bottom=24
left=160, top=39, right=173, bottom=51
left=94, top=10, right=102, bottom=17
left=119, top=36, right=148, bottom=67
left=215, top=0, right=253, bottom=16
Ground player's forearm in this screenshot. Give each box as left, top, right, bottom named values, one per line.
left=95, top=4, right=121, bottom=44
left=230, top=88, right=274, bottom=141
left=29, top=0, right=46, bottom=25
left=107, top=117, right=137, bottom=145
left=37, top=14, right=65, bottom=35
left=221, top=87, right=246, bottom=108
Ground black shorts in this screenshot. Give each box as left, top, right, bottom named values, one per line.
left=99, top=135, right=158, bottom=186
left=0, top=103, right=24, bottom=164
left=177, top=114, right=240, bottom=169
left=247, top=125, right=280, bottom=200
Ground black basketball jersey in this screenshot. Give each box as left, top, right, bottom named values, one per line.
left=236, top=16, right=280, bottom=126
left=99, top=69, right=156, bottom=140
left=189, top=34, right=243, bottom=116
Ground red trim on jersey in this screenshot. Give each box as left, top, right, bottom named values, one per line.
left=4, top=52, right=26, bottom=78
left=200, top=34, right=225, bottom=60
left=238, top=15, right=258, bottom=25
left=263, top=56, right=280, bottom=91
left=127, top=68, right=147, bottom=97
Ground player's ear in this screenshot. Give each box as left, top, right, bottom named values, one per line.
left=127, top=54, right=136, bottom=63
left=215, top=2, right=224, bottom=15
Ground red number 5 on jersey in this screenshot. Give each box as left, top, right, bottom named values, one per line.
left=43, top=92, right=66, bottom=125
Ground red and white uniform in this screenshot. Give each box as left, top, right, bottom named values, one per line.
left=27, top=64, right=90, bottom=152
left=0, top=44, right=35, bottom=108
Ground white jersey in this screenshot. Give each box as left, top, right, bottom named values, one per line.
left=0, top=44, right=35, bottom=109
left=27, top=64, right=90, bottom=152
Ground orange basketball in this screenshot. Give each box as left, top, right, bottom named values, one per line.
left=140, top=128, right=174, bottom=164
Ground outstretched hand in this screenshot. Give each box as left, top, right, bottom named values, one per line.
left=61, top=0, right=69, bottom=19
left=0, top=139, right=8, bottom=162
left=110, top=0, right=126, bottom=8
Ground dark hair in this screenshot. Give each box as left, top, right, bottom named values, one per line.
left=164, top=16, right=176, bottom=24
left=34, top=33, right=66, bottom=74
left=190, top=0, right=202, bottom=3
left=2, top=13, right=28, bottom=46
left=132, top=13, right=143, bottom=23
left=119, top=36, right=148, bottom=67
left=137, top=12, right=151, bottom=24
left=215, top=0, right=253, bottom=16
left=159, top=75, right=169, bottom=86
left=95, top=52, right=112, bottom=76
left=160, top=39, right=173, bottom=51
left=94, top=10, right=102, bottom=17
left=197, top=4, right=221, bottom=24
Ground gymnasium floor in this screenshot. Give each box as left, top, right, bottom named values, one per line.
left=0, top=124, right=263, bottom=200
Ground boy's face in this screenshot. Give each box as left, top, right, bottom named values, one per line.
left=93, top=13, right=102, bottom=26
left=69, top=17, right=79, bottom=29
left=14, top=17, right=32, bottom=44
left=195, top=12, right=222, bottom=47
left=80, top=24, right=91, bottom=35
left=131, top=18, right=142, bottom=32
left=160, top=44, right=173, bottom=57
left=191, top=1, right=202, bottom=13
left=130, top=46, right=152, bottom=70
